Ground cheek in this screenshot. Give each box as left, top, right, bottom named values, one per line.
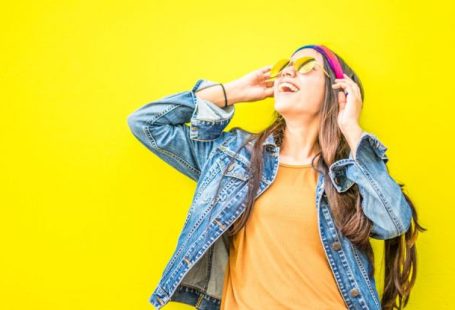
left=299, top=78, right=324, bottom=95
left=304, top=79, right=326, bottom=100
left=298, top=80, right=326, bottom=110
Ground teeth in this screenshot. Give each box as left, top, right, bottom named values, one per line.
left=279, top=82, right=299, bottom=92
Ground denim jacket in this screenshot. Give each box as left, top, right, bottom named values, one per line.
left=127, top=79, right=413, bottom=310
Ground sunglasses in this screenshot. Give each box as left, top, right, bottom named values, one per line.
left=268, top=56, right=331, bottom=80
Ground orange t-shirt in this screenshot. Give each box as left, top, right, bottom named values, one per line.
left=220, top=161, right=347, bottom=309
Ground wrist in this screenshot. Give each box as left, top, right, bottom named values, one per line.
left=340, top=123, right=364, bottom=156
left=340, top=122, right=362, bottom=135
left=224, top=80, right=246, bottom=106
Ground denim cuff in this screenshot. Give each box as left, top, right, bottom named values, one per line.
left=189, top=79, right=235, bottom=141
left=328, top=132, right=389, bottom=193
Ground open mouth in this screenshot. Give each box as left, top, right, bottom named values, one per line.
left=278, top=82, right=300, bottom=93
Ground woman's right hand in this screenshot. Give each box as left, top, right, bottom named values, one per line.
left=227, top=65, right=275, bottom=103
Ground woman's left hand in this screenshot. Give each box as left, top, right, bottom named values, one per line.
left=332, top=73, right=363, bottom=131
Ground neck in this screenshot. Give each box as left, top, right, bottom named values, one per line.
left=279, top=120, right=320, bottom=163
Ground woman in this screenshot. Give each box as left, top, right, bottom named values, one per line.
left=127, top=44, right=426, bottom=310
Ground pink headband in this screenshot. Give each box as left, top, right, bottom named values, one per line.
left=291, top=44, right=344, bottom=79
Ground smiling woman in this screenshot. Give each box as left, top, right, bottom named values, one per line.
left=127, top=43, right=426, bottom=310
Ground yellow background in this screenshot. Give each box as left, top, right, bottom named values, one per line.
left=1, top=0, right=453, bottom=309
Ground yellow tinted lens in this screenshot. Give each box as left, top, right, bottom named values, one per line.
left=270, top=59, right=290, bottom=77
left=295, top=57, right=316, bottom=74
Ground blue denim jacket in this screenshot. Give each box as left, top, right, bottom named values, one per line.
left=127, top=79, right=412, bottom=310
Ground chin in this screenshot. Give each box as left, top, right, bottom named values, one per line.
left=274, top=102, right=293, bottom=117
left=274, top=94, right=300, bottom=112
left=274, top=95, right=320, bottom=117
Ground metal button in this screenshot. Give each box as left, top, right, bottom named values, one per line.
left=331, top=241, right=342, bottom=251
left=265, top=145, right=275, bottom=152
left=350, top=287, right=360, bottom=297
left=214, top=219, right=226, bottom=230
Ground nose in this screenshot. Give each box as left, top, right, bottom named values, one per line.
left=279, top=62, right=297, bottom=78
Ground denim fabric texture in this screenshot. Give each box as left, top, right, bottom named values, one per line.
left=127, top=79, right=413, bottom=310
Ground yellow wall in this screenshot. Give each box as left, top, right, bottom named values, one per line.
left=1, top=0, right=452, bottom=309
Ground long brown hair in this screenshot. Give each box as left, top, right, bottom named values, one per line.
left=210, top=51, right=426, bottom=309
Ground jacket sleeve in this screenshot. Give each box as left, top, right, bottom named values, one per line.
left=328, top=132, right=413, bottom=240
left=127, top=79, right=235, bottom=182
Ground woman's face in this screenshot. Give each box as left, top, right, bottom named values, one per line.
left=274, top=48, right=327, bottom=118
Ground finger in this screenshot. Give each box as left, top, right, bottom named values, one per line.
left=267, top=78, right=276, bottom=85
left=264, top=86, right=275, bottom=98
left=262, top=67, right=275, bottom=78
left=332, top=83, right=353, bottom=97
left=342, top=73, right=358, bottom=91
left=342, top=73, right=354, bottom=82
left=332, top=80, right=353, bottom=91
left=335, top=74, right=354, bottom=80
left=335, top=77, right=360, bottom=95
left=334, top=77, right=356, bottom=88
left=335, top=83, right=351, bottom=105
left=334, top=79, right=354, bottom=87
left=264, top=79, right=275, bottom=88
left=332, top=82, right=349, bottom=91
left=263, top=75, right=275, bottom=86
left=262, top=65, right=272, bottom=72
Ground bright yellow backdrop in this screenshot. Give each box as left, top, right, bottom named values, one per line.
left=1, top=0, right=453, bottom=309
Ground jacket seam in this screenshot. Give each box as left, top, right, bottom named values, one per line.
left=158, top=128, right=236, bottom=280
left=164, top=185, right=250, bottom=303
left=142, top=103, right=201, bottom=177
left=163, top=175, right=240, bottom=285
left=324, top=205, right=364, bottom=307
left=143, top=126, right=201, bottom=177
left=353, top=160, right=403, bottom=236
left=349, top=243, right=381, bottom=308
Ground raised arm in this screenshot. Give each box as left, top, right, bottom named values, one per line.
left=328, top=130, right=412, bottom=240
left=127, top=79, right=241, bottom=182
left=127, top=64, right=275, bottom=182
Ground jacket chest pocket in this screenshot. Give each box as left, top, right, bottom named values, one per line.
left=216, top=145, right=252, bottom=182
left=196, top=148, right=252, bottom=205
left=219, top=158, right=250, bottom=182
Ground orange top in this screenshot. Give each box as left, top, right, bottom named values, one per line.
left=220, top=161, right=347, bottom=309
